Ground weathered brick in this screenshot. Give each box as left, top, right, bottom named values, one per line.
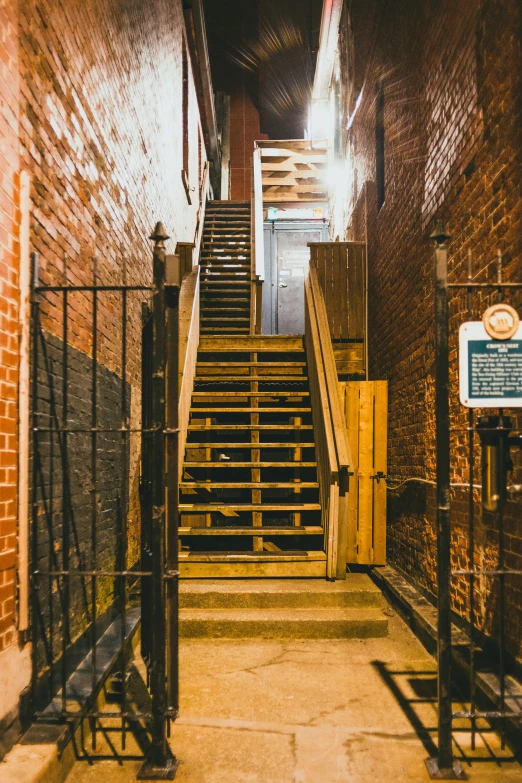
left=334, top=0, right=522, bottom=664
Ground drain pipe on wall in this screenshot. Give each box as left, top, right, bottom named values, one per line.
left=18, top=170, right=31, bottom=634
left=313, top=0, right=344, bottom=102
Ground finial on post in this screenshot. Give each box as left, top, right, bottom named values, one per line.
left=150, top=222, right=170, bottom=248
left=430, top=220, right=451, bottom=245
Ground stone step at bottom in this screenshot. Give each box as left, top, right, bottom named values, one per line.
left=179, top=576, right=386, bottom=609
left=179, top=607, right=388, bottom=638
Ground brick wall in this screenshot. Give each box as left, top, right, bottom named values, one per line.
left=17, top=0, right=207, bottom=680
left=0, top=0, right=208, bottom=742
left=333, top=0, right=522, bottom=664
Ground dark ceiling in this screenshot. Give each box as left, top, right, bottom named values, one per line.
left=203, top=0, right=323, bottom=139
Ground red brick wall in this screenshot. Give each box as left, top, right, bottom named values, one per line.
left=0, top=0, right=20, bottom=657
left=16, top=0, right=207, bottom=666
left=229, top=81, right=266, bottom=200
left=334, top=0, right=522, bottom=663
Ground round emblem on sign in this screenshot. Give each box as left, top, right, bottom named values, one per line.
left=483, top=303, right=520, bottom=340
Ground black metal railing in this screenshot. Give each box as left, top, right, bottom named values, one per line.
left=29, top=223, right=179, bottom=779
left=429, top=222, right=522, bottom=779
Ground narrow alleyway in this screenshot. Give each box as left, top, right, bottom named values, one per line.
left=62, top=611, right=521, bottom=783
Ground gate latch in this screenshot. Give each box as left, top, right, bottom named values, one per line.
left=371, top=472, right=386, bottom=484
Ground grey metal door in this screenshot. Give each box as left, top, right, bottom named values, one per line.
left=276, top=230, right=319, bottom=333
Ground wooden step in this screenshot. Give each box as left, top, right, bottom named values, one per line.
left=183, top=462, right=317, bottom=468
left=200, top=328, right=251, bottom=334
left=199, top=298, right=250, bottom=304
left=200, top=281, right=251, bottom=287
left=192, top=391, right=310, bottom=397
left=179, top=557, right=326, bottom=579
left=188, top=425, right=314, bottom=431
left=200, top=319, right=250, bottom=325
left=196, top=311, right=250, bottom=317
left=179, top=526, right=323, bottom=535
left=199, top=336, right=303, bottom=352
left=196, top=361, right=306, bottom=367
left=185, top=443, right=316, bottom=449
left=181, top=482, right=318, bottom=489
left=180, top=503, right=320, bottom=511
left=202, top=234, right=250, bottom=239
left=190, top=408, right=311, bottom=415
left=194, top=376, right=308, bottom=383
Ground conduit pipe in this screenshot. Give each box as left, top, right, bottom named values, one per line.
left=312, top=0, right=344, bottom=101
left=184, top=0, right=221, bottom=193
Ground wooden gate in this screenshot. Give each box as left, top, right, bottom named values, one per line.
left=340, top=381, right=387, bottom=565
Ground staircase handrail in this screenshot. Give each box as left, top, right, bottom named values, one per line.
left=194, top=161, right=210, bottom=267
left=304, top=265, right=351, bottom=578
left=250, top=147, right=264, bottom=333
left=178, top=266, right=201, bottom=479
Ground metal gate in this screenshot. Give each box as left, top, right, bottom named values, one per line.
left=29, top=223, right=179, bottom=779
left=429, top=223, right=522, bottom=778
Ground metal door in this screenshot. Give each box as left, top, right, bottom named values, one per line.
left=262, top=222, right=328, bottom=335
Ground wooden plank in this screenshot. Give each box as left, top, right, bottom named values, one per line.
left=180, top=482, right=319, bottom=489
left=262, top=194, right=328, bottom=204
left=197, top=361, right=306, bottom=367
left=343, top=382, right=360, bottom=564
left=179, top=560, right=327, bottom=578
left=184, top=462, right=317, bottom=468
left=259, top=149, right=328, bottom=161
left=309, top=268, right=351, bottom=470
left=333, top=343, right=364, bottom=375
left=179, top=503, right=321, bottom=511
left=356, top=383, right=374, bottom=564
left=186, top=443, right=317, bottom=449
left=179, top=527, right=323, bottom=535
left=189, top=407, right=312, bottom=414
left=192, top=391, right=310, bottom=397
left=199, top=336, right=303, bottom=351
left=261, top=164, right=327, bottom=174
left=178, top=268, right=200, bottom=480
left=372, top=382, right=388, bottom=565
left=188, top=425, right=314, bottom=431
left=179, top=551, right=327, bottom=562
left=338, top=245, right=348, bottom=342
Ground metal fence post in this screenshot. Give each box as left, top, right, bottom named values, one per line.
left=139, top=222, right=178, bottom=780
left=426, top=221, right=466, bottom=781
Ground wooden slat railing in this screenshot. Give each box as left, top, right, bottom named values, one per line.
left=304, top=265, right=352, bottom=578
left=178, top=266, right=200, bottom=479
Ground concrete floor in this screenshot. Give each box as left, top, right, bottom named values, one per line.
left=67, top=613, right=522, bottom=783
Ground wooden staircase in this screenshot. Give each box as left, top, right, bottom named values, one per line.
left=179, top=335, right=327, bottom=578
left=199, top=200, right=251, bottom=335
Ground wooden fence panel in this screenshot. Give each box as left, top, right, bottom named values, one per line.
left=340, top=380, right=388, bottom=565
left=309, top=242, right=366, bottom=376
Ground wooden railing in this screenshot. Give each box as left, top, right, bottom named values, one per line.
left=178, top=266, right=200, bottom=478
left=304, top=265, right=352, bottom=578
left=194, top=161, right=210, bottom=266
left=250, top=147, right=264, bottom=334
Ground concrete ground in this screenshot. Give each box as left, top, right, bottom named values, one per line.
left=66, top=613, right=521, bottom=783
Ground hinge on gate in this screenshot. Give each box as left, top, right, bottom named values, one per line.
left=370, top=472, right=387, bottom=484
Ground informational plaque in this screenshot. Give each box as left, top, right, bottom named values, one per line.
left=459, top=320, right=522, bottom=407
